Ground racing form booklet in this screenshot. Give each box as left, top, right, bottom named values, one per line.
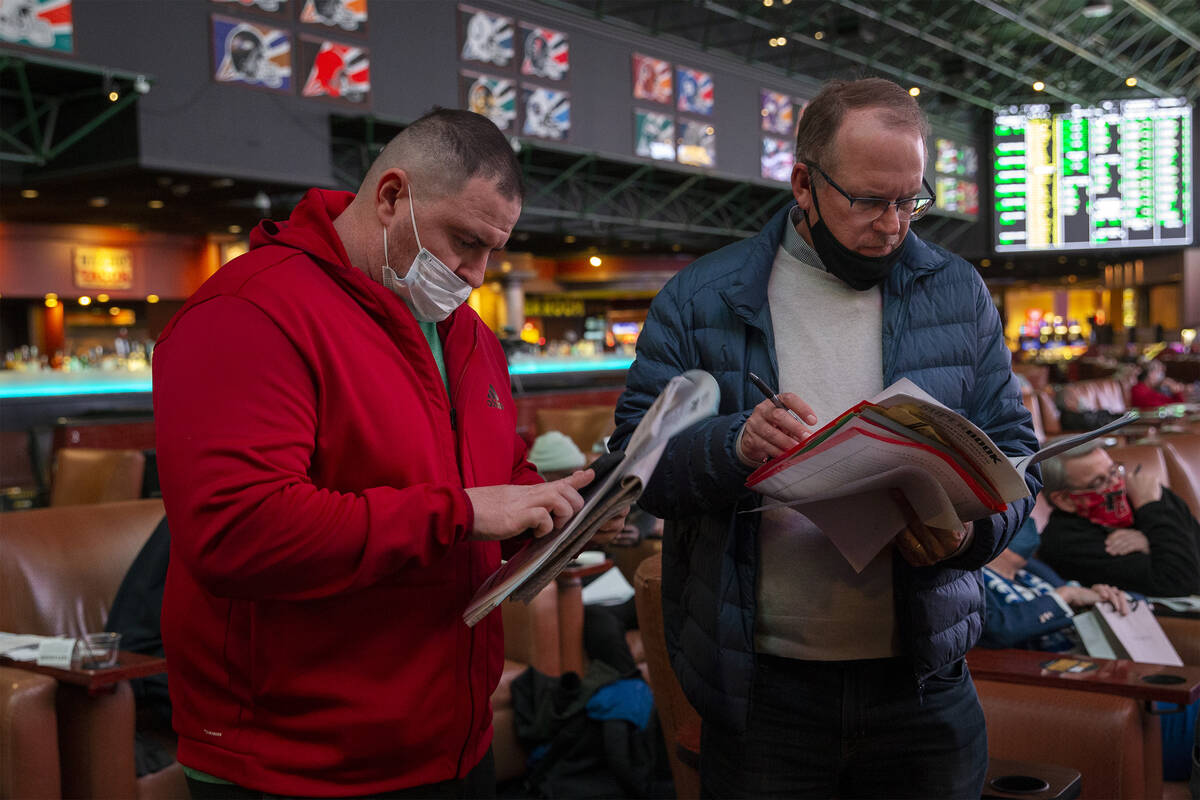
left=746, top=378, right=1134, bottom=572
left=464, top=369, right=720, bottom=626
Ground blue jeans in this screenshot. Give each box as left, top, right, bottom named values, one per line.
left=700, top=655, right=988, bottom=799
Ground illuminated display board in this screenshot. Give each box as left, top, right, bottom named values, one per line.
left=993, top=98, right=1192, bottom=252
left=931, top=137, right=979, bottom=218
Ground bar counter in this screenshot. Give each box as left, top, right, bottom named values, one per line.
left=0, top=354, right=634, bottom=432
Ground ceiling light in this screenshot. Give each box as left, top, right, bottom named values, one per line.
left=109, top=307, right=121, bottom=316
left=108, top=90, right=119, bottom=102
left=97, top=293, right=109, bottom=303
left=909, top=87, right=920, bottom=97
left=228, top=225, right=243, bottom=234
left=1032, top=81, right=1045, bottom=92
left=564, top=234, right=577, bottom=244
left=88, top=196, right=109, bottom=207
left=147, top=200, right=164, bottom=209
left=44, top=297, right=58, bottom=308
left=45, top=292, right=57, bottom=301
left=671, top=243, right=682, bottom=252
left=1125, top=76, right=1138, bottom=87
left=589, top=256, right=603, bottom=267
left=146, top=294, right=160, bottom=303
left=20, top=189, right=38, bottom=199
left=980, top=259, right=991, bottom=267
left=762, top=0, right=773, bottom=6
left=1082, top=1, right=1112, bottom=18
left=134, top=75, right=151, bottom=94
left=210, top=177, right=234, bottom=188
left=814, top=30, right=825, bottom=40
left=78, top=296, right=91, bottom=306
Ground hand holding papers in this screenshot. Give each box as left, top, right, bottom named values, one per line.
left=464, top=369, right=720, bottom=626
left=745, top=378, right=1136, bottom=572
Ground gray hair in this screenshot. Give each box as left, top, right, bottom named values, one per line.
left=1040, top=438, right=1109, bottom=494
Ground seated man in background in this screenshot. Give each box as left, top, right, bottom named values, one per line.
left=1130, top=360, right=1187, bottom=409
left=981, top=516, right=1130, bottom=652
left=985, top=514, right=1198, bottom=782
left=1038, top=441, right=1200, bottom=597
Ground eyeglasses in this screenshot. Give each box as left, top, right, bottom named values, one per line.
left=806, top=163, right=936, bottom=222
left=1067, top=462, right=1125, bottom=493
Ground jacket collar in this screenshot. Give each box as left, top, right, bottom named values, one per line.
left=722, top=203, right=794, bottom=330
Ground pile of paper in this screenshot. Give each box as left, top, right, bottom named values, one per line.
left=747, top=378, right=1134, bottom=571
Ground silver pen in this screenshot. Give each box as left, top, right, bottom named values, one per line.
left=747, top=371, right=805, bottom=424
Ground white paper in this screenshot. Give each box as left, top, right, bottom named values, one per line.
left=760, top=465, right=962, bottom=572
left=36, top=637, right=77, bottom=668
left=581, top=566, right=636, bottom=606
left=1097, top=602, right=1182, bottom=666
left=1073, top=610, right=1120, bottom=660
left=0, top=633, right=47, bottom=658
left=1148, top=595, right=1200, bottom=613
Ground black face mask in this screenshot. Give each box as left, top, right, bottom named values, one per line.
left=803, top=190, right=907, bottom=292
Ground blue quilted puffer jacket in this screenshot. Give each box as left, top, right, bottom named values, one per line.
left=611, top=204, right=1040, bottom=732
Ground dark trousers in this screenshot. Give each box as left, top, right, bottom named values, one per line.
left=700, top=655, right=987, bottom=800
left=185, top=748, right=496, bottom=800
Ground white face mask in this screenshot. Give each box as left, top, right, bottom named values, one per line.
left=380, top=189, right=472, bottom=322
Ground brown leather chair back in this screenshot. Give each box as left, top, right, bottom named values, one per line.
left=976, top=679, right=1160, bottom=800
left=535, top=406, right=616, bottom=453
left=0, top=499, right=165, bottom=638
left=1020, top=384, right=1046, bottom=446
left=1036, top=388, right=1062, bottom=437
left=1156, top=433, right=1200, bottom=520
left=634, top=554, right=701, bottom=800
left=49, top=447, right=145, bottom=507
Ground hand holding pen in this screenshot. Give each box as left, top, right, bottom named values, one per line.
left=738, top=372, right=818, bottom=465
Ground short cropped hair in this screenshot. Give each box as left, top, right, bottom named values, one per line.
left=794, top=77, right=930, bottom=172
left=363, top=107, right=524, bottom=201
left=1040, top=439, right=1108, bottom=494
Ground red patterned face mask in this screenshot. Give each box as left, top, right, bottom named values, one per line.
left=1065, top=477, right=1134, bottom=528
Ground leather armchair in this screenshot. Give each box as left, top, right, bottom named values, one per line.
left=0, top=499, right=187, bottom=800
left=48, top=448, right=145, bottom=507
left=0, top=666, right=61, bottom=800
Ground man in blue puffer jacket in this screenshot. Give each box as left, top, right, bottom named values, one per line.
left=611, top=78, right=1040, bottom=799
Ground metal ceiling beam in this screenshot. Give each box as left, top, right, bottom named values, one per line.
left=1121, top=0, right=1200, bottom=59
left=526, top=153, right=596, bottom=205
left=692, top=181, right=749, bottom=226
left=641, top=174, right=703, bottom=219
left=700, top=0, right=996, bottom=109
left=828, top=0, right=1088, bottom=105
left=972, top=0, right=1174, bottom=97
left=581, top=163, right=654, bottom=215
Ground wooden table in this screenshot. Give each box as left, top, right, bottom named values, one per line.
left=967, top=647, right=1200, bottom=707
left=0, top=651, right=167, bottom=695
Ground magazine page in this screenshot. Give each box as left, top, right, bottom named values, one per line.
left=463, top=369, right=720, bottom=626
left=769, top=464, right=963, bottom=571
left=749, top=420, right=1003, bottom=518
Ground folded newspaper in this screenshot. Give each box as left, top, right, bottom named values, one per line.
left=463, top=369, right=720, bottom=626
left=746, top=378, right=1135, bottom=572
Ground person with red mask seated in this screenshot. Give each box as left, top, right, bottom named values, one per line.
left=1130, top=359, right=1187, bottom=409
left=1038, top=440, right=1200, bottom=597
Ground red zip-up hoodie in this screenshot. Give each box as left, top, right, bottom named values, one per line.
left=153, top=189, right=541, bottom=796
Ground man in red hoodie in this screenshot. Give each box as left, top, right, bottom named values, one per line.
left=154, top=108, right=616, bottom=798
